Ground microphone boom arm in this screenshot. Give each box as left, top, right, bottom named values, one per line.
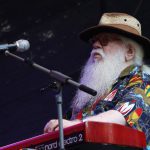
left=5, top=50, right=97, bottom=96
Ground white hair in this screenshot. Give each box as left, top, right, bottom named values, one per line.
left=120, top=36, right=144, bottom=65
left=120, top=36, right=150, bottom=74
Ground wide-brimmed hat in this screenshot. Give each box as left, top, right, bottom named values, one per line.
left=80, top=12, right=150, bottom=58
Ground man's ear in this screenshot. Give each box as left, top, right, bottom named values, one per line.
left=125, top=44, right=135, bottom=62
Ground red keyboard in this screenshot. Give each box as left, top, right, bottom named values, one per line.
left=0, top=121, right=146, bottom=150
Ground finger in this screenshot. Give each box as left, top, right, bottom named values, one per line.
left=54, top=126, right=59, bottom=131
left=44, top=120, right=55, bottom=133
left=44, top=122, right=50, bottom=133
left=44, top=119, right=59, bottom=133
left=50, top=120, right=59, bottom=131
left=55, top=126, right=59, bottom=131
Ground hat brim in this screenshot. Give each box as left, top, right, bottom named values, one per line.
left=80, top=25, right=150, bottom=59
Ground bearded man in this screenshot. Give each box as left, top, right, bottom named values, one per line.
left=44, top=13, right=150, bottom=148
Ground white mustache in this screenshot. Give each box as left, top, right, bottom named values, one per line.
left=91, top=48, right=105, bottom=58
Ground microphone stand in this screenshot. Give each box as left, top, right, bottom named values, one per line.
left=5, top=50, right=97, bottom=150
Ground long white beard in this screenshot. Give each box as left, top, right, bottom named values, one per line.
left=71, top=48, right=128, bottom=117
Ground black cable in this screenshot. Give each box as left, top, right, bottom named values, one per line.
left=133, top=0, right=144, bottom=16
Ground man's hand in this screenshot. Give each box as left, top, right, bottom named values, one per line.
left=44, top=110, right=125, bottom=133
left=44, top=119, right=82, bottom=133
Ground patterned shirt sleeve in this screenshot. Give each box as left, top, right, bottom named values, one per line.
left=114, top=86, right=144, bottom=126
left=114, top=73, right=150, bottom=146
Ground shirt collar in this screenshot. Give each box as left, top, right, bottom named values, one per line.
left=119, top=65, right=141, bottom=78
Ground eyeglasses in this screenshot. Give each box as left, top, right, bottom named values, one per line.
left=89, top=33, right=122, bottom=46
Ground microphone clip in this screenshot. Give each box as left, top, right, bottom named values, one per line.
left=24, top=57, right=33, bottom=66
left=40, top=81, right=62, bottom=94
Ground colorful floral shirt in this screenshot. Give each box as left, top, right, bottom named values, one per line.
left=72, top=65, right=150, bottom=149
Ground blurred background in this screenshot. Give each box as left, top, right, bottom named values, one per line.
left=0, top=0, right=150, bottom=146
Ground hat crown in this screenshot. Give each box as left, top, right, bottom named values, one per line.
left=99, top=13, right=141, bottom=35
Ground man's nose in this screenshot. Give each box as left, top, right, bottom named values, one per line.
left=92, top=41, right=103, bottom=49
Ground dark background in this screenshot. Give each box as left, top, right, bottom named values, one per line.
left=0, top=0, right=150, bottom=147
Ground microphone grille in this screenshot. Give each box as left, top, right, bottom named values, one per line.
left=15, top=39, right=30, bottom=52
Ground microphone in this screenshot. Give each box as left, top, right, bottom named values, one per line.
left=0, top=39, right=30, bottom=53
